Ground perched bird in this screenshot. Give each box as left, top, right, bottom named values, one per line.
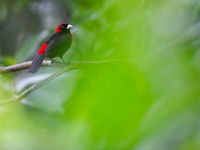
left=28, top=23, right=73, bottom=73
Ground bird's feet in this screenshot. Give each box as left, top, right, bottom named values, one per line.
left=60, top=57, right=65, bottom=63
left=60, top=57, right=69, bottom=65
left=50, top=58, right=54, bottom=64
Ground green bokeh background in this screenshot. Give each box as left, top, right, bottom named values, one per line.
left=1, top=0, right=200, bottom=149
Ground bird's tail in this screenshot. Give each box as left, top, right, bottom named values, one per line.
left=27, top=54, right=45, bottom=73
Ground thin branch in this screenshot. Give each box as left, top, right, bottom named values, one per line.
left=0, top=59, right=128, bottom=74
left=0, top=60, right=65, bottom=74
left=0, top=59, right=126, bottom=106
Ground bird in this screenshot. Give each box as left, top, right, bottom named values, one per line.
left=27, top=23, right=73, bottom=73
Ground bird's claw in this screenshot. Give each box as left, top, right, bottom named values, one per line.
left=50, top=58, right=54, bottom=64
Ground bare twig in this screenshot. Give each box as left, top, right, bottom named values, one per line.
left=0, top=59, right=128, bottom=74
left=0, top=59, right=126, bottom=106
left=0, top=60, right=63, bottom=73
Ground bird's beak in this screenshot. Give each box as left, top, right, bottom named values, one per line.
left=67, top=24, right=73, bottom=29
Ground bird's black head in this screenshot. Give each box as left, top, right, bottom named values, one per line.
left=56, top=23, right=73, bottom=33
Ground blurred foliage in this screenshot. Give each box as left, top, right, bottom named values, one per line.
left=1, top=0, right=200, bottom=150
